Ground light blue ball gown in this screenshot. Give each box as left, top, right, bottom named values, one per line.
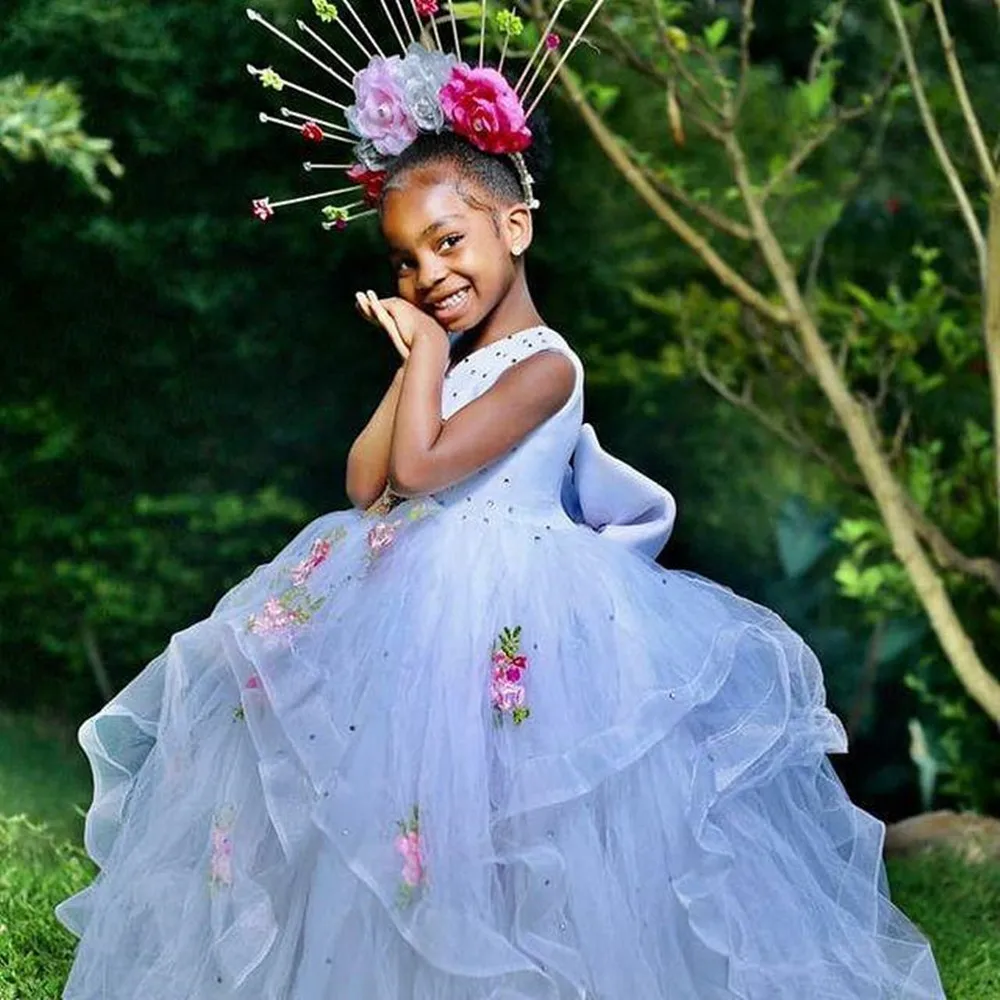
left=56, top=326, right=946, bottom=999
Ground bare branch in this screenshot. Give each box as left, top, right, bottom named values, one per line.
left=904, top=495, right=1000, bottom=598
left=694, top=352, right=860, bottom=484
left=985, top=183, right=1000, bottom=545
left=808, top=0, right=848, bottom=84
left=763, top=61, right=899, bottom=205
left=889, top=407, right=912, bottom=462
left=594, top=15, right=671, bottom=90
left=644, top=0, right=727, bottom=120
left=928, top=0, right=997, bottom=187
left=806, top=83, right=899, bottom=296
left=557, top=65, right=792, bottom=326
left=762, top=120, right=839, bottom=203
left=734, top=0, right=756, bottom=116
left=885, top=0, right=987, bottom=283
left=640, top=162, right=754, bottom=241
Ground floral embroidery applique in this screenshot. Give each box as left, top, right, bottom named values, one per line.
left=247, top=592, right=324, bottom=636
left=209, top=806, right=236, bottom=889
left=233, top=675, right=263, bottom=721
left=491, top=626, right=531, bottom=725
left=291, top=530, right=344, bottom=585
left=394, top=804, right=425, bottom=906
left=365, top=502, right=434, bottom=567
left=246, top=527, right=346, bottom=636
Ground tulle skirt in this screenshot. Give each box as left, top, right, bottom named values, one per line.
left=56, top=495, right=945, bottom=999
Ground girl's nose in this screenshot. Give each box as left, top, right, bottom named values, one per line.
left=415, top=259, right=446, bottom=291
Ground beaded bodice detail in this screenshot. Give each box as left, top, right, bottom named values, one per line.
left=431, top=326, right=584, bottom=527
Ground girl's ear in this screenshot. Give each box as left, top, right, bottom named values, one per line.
left=501, top=202, right=533, bottom=259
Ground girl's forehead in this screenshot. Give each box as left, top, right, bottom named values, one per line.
left=381, top=175, right=494, bottom=245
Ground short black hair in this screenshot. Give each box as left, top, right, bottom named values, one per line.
left=380, top=113, right=552, bottom=210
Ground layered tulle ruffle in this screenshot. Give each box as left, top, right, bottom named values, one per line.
left=57, top=496, right=945, bottom=999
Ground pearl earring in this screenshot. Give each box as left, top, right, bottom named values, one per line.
left=512, top=245, right=523, bottom=257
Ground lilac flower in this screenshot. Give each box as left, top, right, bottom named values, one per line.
left=345, top=56, right=418, bottom=156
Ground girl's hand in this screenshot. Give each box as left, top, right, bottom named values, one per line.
left=357, top=291, right=449, bottom=357
left=356, top=290, right=410, bottom=360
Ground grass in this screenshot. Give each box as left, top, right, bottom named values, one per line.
left=0, top=713, right=90, bottom=844
left=1, top=712, right=998, bottom=998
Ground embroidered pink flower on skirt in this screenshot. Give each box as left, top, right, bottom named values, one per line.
left=209, top=820, right=234, bottom=887
left=367, top=521, right=398, bottom=553
left=490, top=627, right=531, bottom=725
left=290, top=536, right=333, bottom=585
left=395, top=829, right=424, bottom=887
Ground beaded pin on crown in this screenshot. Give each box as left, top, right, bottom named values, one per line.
left=247, top=0, right=606, bottom=231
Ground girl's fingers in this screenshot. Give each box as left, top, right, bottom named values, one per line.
left=366, top=291, right=409, bottom=359
left=355, top=291, right=377, bottom=325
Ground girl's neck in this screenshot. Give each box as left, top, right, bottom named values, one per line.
left=466, top=272, right=544, bottom=350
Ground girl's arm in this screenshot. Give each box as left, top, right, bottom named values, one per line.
left=385, top=312, right=574, bottom=497
left=345, top=366, right=406, bottom=510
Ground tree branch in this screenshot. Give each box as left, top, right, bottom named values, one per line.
left=640, top=161, right=754, bottom=241
left=556, top=66, right=792, bottom=326
left=985, top=182, right=1000, bottom=546
left=927, top=0, right=997, bottom=187
left=885, top=0, right=986, bottom=283
left=734, top=0, right=756, bottom=116
left=725, top=126, right=1000, bottom=721
left=763, top=61, right=899, bottom=205
left=645, top=0, right=727, bottom=120
left=904, top=494, right=1000, bottom=597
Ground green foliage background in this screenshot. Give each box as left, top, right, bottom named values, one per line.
left=3, top=0, right=999, bottom=820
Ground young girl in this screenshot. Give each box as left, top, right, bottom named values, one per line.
left=56, top=7, right=946, bottom=999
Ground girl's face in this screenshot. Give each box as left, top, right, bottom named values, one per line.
left=380, top=169, right=526, bottom=333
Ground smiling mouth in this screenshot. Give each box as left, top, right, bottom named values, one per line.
left=429, top=287, right=470, bottom=313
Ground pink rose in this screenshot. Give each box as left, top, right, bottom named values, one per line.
left=251, top=198, right=273, bottom=221
left=415, top=0, right=438, bottom=16
left=439, top=65, right=532, bottom=155
left=346, top=57, right=418, bottom=156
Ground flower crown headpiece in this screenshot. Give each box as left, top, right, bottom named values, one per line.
left=247, top=0, right=605, bottom=231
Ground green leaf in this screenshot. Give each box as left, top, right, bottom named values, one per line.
left=703, top=17, right=729, bottom=50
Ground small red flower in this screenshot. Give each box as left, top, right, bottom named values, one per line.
left=347, top=164, right=387, bottom=206
left=252, top=197, right=274, bottom=221
left=545, top=32, right=560, bottom=50
left=334, top=217, right=347, bottom=230
left=301, top=121, right=324, bottom=143
left=414, top=0, right=438, bottom=17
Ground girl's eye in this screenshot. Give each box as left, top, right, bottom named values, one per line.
left=395, top=259, right=414, bottom=275
left=439, top=234, right=463, bottom=251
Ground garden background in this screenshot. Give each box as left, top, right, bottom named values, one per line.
left=2, top=0, right=1000, bottom=996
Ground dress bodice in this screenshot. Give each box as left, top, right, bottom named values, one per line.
left=430, top=326, right=584, bottom=527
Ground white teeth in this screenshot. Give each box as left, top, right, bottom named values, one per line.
left=435, top=288, right=468, bottom=310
